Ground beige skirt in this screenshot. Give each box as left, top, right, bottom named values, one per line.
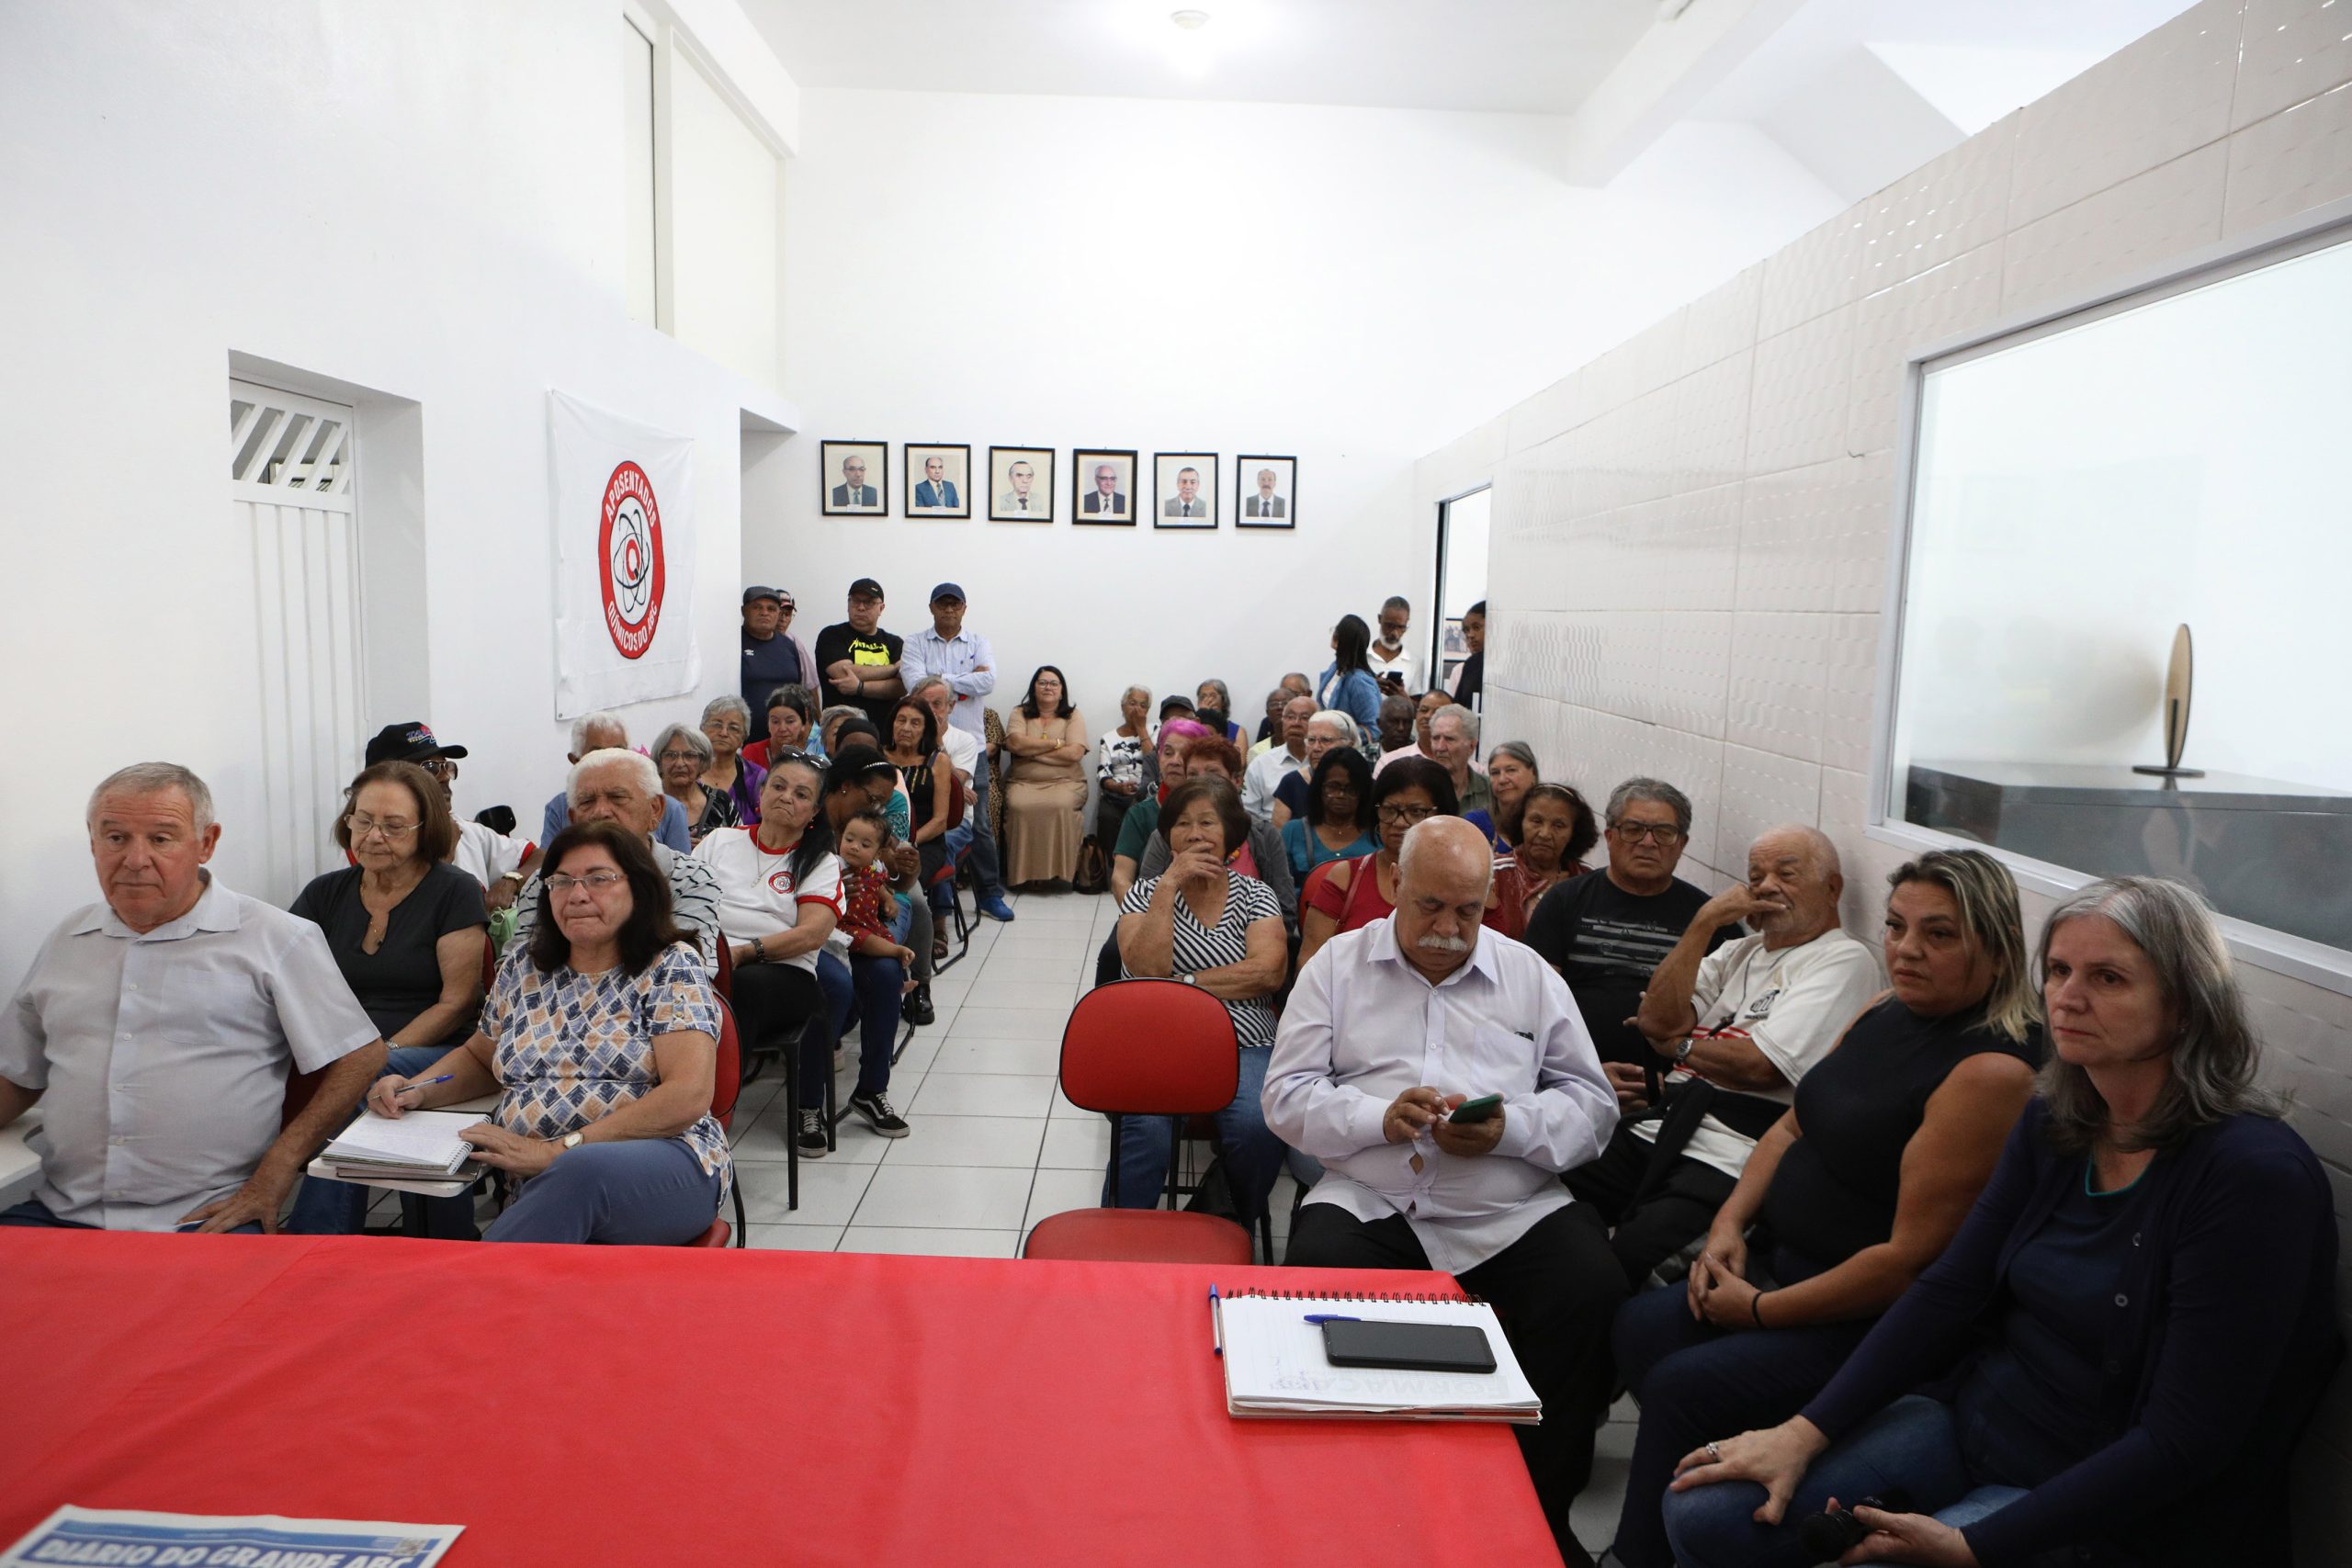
left=1003, top=758, right=1088, bottom=885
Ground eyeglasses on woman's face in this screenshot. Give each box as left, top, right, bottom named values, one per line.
left=659, top=749, right=703, bottom=764
left=1375, top=803, right=1438, bottom=827
left=348, top=815, right=417, bottom=840
left=547, top=870, right=628, bottom=896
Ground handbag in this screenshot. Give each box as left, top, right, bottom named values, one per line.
left=1073, top=834, right=1109, bottom=896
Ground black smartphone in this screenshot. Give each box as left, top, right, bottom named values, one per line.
left=1449, top=1093, right=1503, bottom=1123
left=1321, top=1318, right=1497, bottom=1374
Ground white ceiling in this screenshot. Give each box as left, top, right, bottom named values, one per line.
left=737, top=0, right=1664, bottom=116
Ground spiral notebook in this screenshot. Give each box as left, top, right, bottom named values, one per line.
left=1214, top=1288, right=1541, bottom=1424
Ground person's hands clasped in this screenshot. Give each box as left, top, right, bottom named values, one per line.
left=1833, top=1505, right=1980, bottom=1566
left=1669, top=1418, right=1828, bottom=1526
left=459, top=1122, right=562, bottom=1176
left=1382, top=1087, right=1446, bottom=1145
left=1688, top=1251, right=1764, bottom=1329
left=1430, top=1092, right=1503, bottom=1158
left=1687, top=1222, right=1750, bottom=1323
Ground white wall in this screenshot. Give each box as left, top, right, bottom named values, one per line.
left=672, top=48, right=786, bottom=389
left=0, top=0, right=794, bottom=980
left=1424, top=1, right=2352, bottom=1544
left=760, top=87, right=1839, bottom=747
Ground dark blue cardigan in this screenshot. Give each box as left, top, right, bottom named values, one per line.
left=1801, top=1100, right=2340, bottom=1567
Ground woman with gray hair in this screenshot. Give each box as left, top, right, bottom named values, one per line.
left=1663, top=875, right=2337, bottom=1568
left=654, top=722, right=736, bottom=844
left=1267, top=708, right=1363, bottom=828
left=1469, top=739, right=1540, bottom=849
left=697, top=694, right=766, bottom=826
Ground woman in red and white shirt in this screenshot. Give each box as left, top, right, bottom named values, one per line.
left=694, top=753, right=841, bottom=1157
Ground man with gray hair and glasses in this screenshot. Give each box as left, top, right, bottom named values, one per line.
left=512, top=749, right=720, bottom=956
left=1, top=764, right=385, bottom=1231
left=1560, top=815, right=1882, bottom=1290
left=541, top=710, right=691, bottom=854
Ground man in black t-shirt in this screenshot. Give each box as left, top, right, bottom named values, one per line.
left=740, top=585, right=809, bottom=743
left=1525, top=776, right=1736, bottom=1077
left=812, top=577, right=907, bottom=732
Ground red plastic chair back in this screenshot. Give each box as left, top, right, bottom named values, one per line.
left=1300, top=859, right=1340, bottom=917
left=480, top=931, right=497, bottom=990
left=712, top=931, right=734, bottom=1001
left=1057, top=979, right=1238, bottom=1117
left=712, top=996, right=743, bottom=1131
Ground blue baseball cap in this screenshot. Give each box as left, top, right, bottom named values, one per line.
left=929, top=582, right=966, bottom=604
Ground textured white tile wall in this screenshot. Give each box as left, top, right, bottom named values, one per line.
left=1461, top=4, right=2352, bottom=1543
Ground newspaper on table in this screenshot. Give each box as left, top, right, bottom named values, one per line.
left=1, top=1506, right=462, bottom=1567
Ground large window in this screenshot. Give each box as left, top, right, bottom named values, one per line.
left=1885, top=222, right=2352, bottom=960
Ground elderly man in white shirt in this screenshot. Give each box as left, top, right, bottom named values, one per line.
left=511, top=750, right=721, bottom=956
left=1238, top=694, right=1316, bottom=824
left=1265, top=816, right=1625, bottom=1565
left=0, top=763, right=384, bottom=1233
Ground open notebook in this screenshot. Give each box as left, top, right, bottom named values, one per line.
left=321, top=1110, right=488, bottom=1180
left=1215, top=1289, right=1542, bottom=1424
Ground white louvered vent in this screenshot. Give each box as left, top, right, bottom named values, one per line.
left=230, top=382, right=354, bottom=507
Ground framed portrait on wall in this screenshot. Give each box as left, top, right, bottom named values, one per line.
left=1072, top=448, right=1137, bottom=525
left=988, top=446, right=1056, bottom=522
left=903, top=444, right=971, bottom=519
left=1153, top=452, right=1218, bottom=529
left=1235, top=454, right=1295, bottom=529
left=820, top=440, right=888, bottom=516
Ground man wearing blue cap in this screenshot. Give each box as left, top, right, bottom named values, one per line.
left=740, top=585, right=814, bottom=745
left=901, top=582, right=1014, bottom=922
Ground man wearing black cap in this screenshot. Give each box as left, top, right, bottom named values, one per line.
left=901, top=581, right=1013, bottom=922
left=364, top=721, right=538, bottom=910
left=814, top=578, right=905, bottom=733
left=740, top=586, right=815, bottom=745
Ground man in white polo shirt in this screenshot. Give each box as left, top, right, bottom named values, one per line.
left=1, top=763, right=383, bottom=1232
left=1266, top=817, right=1623, bottom=1562
left=1239, top=694, right=1316, bottom=824
left=899, top=583, right=1013, bottom=922
left=1564, top=823, right=1882, bottom=1291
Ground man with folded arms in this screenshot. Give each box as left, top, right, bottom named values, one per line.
left=512, top=749, right=720, bottom=957
left=1564, top=823, right=1881, bottom=1290
left=1266, top=816, right=1623, bottom=1565
left=1, top=763, right=384, bottom=1232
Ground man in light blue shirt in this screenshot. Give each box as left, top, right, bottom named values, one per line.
left=1265, top=816, right=1624, bottom=1560
left=540, top=710, right=690, bottom=853
left=899, top=582, right=1012, bottom=921
left=1, top=764, right=384, bottom=1232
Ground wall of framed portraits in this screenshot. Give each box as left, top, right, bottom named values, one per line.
left=757, top=85, right=1843, bottom=731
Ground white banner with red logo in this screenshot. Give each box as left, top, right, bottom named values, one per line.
left=548, top=390, right=698, bottom=719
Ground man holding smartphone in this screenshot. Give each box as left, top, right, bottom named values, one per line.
left=1266, top=817, right=1624, bottom=1567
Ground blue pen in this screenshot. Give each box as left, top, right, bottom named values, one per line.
left=1208, top=1285, right=1225, bottom=1357
left=396, top=1074, right=455, bottom=1099
left=1303, top=1314, right=1361, bottom=1325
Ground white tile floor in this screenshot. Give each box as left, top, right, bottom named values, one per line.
left=711, top=886, right=1639, bottom=1550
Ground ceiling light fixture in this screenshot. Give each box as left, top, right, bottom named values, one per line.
left=1166, top=8, right=1214, bottom=77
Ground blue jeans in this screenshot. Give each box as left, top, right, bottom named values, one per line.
left=0, top=1198, right=262, bottom=1235
left=808, top=949, right=898, bottom=1109
left=1610, top=1268, right=1875, bottom=1568
left=1104, top=1043, right=1283, bottom=1222
left=481, top=1137, right=721, bottom=1245
left=283, top=1043, right=479, bottom=1239
left=1662, top=1394, right=2043, bottom=1568
left=939, top=764, right=1004, bottom=901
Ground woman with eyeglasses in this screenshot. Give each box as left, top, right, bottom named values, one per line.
left=654, top=722, right=737, bottom=845
left=369, top=820, right=730, bottom=1245
left=282, top=760, right=488, bottom=1235
left=697, top=695, right=766, bottom=827
left=1295, top=756, right=1459, bottom=973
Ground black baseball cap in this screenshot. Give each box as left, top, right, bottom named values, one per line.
left=848, top=577, right=885, bottom=600
left=1158, top=695, right=1197, bottom=721
left=741, top=585, right=792, bottom=607
left=366, top=721, right=468, bottom=767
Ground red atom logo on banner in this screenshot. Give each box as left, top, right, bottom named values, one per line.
left=598, top=460, right=667, bottom=660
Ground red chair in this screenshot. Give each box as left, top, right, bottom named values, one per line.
left=684, top=994, right=748, bottom=1248
left=712, top=931, right=733, bottom=1002
left=1023, top=979, right=1254, bottom=1266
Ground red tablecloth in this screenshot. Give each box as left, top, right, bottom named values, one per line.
left=0, top=1232, right=1562, bottom=1566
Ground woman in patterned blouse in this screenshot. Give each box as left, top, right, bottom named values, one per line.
left=369, top=819, right=730, bottom=1245
left=1109, top=777, right=1289, bottom=1225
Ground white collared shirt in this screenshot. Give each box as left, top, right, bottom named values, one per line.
left=0, top=874, right=379, bottom=1229
left=1264, top=917, right=1617, bottom=1273
left=1240, top=743, right=1308, bottom=823
left=899, top=626, right=998, bottom=740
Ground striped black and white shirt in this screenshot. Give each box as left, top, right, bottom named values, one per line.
left=1117, top=870, right=1283, bottom=1048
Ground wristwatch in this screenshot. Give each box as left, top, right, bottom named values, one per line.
left=1673, top=1038, right=1696, bottom=1066
left=497, top=868, right=526, bottom=886
left=560, top=1132, right=585, bottom=1154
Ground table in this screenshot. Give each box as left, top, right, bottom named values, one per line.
left=0, top=1233, right=1562, bottom=1566
left=1906, top=761, right=2352, bottom=950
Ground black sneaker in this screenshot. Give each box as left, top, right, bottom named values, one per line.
left=848, top=1091, right=910, bottom=1138
left=795, top=1109, right=829, bottom=1157
left=903, top=986, right=935, bottom=1026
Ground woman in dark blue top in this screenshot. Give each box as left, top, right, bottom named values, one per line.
left=1606, top=849, right=2043, bottom=1568
left=1662, top=876, right=2339, bottom=1568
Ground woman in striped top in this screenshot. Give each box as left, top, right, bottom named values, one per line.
left=1108, top=777, right=1289, bottom=1224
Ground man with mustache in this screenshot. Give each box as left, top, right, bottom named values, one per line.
left=1266, top=817, right=1624, bottom=1567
